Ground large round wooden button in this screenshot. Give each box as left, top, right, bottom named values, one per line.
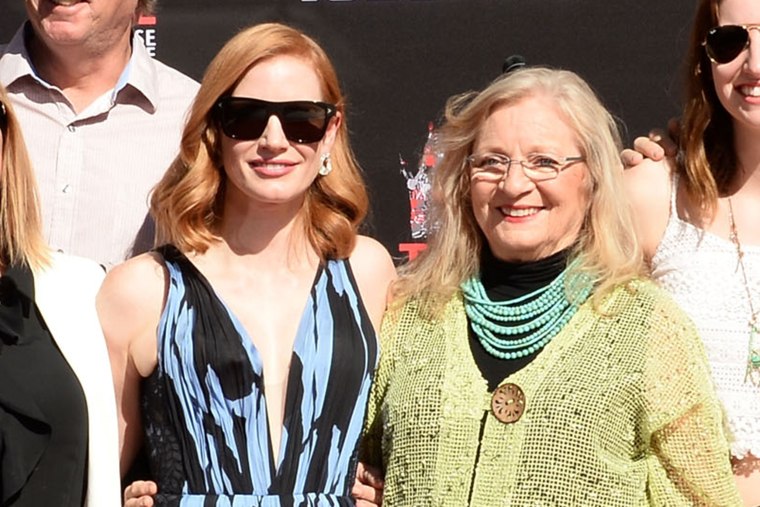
left=491, top=383, right=525, bottom=424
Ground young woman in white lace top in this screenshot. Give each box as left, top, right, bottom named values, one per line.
left=624, top=0, right=760, bottom=503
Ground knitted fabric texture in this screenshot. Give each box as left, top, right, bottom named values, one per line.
left=361, top=279, right=740, bottom=506
left=652, top=175, right=760, bottom=460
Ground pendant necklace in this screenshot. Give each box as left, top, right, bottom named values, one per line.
left=727, top=197, right=760, bottom=385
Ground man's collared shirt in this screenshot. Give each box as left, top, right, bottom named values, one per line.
left=0, top=24, right=199, bottom=268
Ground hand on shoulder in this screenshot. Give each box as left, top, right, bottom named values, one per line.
left=621, top=120, right=680, bottom=168
left=349, top=236, right=397, bottom=332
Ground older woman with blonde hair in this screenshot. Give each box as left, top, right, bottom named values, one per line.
left=360, top=67, right=741, bottom=505
left=0, top=86, right=121, bottom=505
left=99, top=22, right=395, bottom=505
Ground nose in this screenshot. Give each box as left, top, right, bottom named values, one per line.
left=258, top=115, right=289, bottom=151
left=498, top=161, right=535, bottom=196
left=745, top=28, right=760, bottom=74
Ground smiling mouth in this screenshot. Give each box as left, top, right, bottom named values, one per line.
left=739, top=85, right=760, bottom=98
left=500, top=207, right=541, bottom=217
left=251, top=162, right=293, bottom=170
left=50, top=0, right=82, bottom=5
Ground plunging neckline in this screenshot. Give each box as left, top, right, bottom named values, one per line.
left=166, top=248, right=325, bottom=476
left=147, top=244, right=378, bottom=499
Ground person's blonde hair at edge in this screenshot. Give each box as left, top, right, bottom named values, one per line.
left=150, top=23, right=368, bottom=261
left=0, top=86, right=49, bottom=270
left=392, top=67, right=644, bottom=317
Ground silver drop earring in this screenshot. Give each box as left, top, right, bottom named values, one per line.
left=319, top=153, right=333, bottom=176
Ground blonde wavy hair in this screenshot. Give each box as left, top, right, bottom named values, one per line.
left=0, top=86, right=49, bottom=269
left=151, top=23, right=368, bottom=260
left=393, top=67, right=644, bottom=315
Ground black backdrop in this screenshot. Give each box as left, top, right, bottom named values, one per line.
left=1, top=1, right=695, bottom=261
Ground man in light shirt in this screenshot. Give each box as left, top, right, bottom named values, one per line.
left=0, top=0, right=199, bottom=268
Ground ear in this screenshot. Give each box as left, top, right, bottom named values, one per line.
left=320, top=111, right=342, bottom=153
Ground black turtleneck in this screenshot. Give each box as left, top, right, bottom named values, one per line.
left=467, top=247, right=570, bottom=391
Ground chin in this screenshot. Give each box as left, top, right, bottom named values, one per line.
left=488, top=239, right=569, bottom=263
left=489, top=245, right=540, bottom=262
left=486, top=232, right=535, bottom=260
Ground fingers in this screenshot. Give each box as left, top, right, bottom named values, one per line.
left=358, top=462, right=385, bottom=488
left=652, top=126, right=678, bottom=158
left=637, top=124, right=679, bottom=160
left=124, top=480, right=157, bottom=507
left=635, top=133, right=666, bottom=161
left=352, top=462, right=384, bottom=506
left=352, top=484, right=383, bottom=507
left=622, top=121, right=683, bottom=169
left=124, top=497, right=154, bottom=507
left=621, top=148, right=645, bottom=169
left=667, top=116, right=681, bottom=149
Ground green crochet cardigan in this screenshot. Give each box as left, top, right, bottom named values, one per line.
left=361, top=279, right=740, bottom=506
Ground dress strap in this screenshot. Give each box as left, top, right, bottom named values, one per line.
left=154, top=243, right=183, bottom=264
left=668, top=172, right=680, bottom=217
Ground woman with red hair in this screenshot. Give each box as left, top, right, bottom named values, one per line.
left=101, top=23, right=395, bottom=505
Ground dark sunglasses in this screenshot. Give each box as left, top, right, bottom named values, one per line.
left=704, top=24, right=760, bottom=64
left=214, top=97, right=337, bottom=144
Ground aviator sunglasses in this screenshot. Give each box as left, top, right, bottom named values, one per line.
left=704, top=24, right=760, bottom=64
left=214, top=96, right=337, bottom=144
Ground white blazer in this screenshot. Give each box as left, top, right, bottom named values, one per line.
left=34, top=253, right=121, bottom=507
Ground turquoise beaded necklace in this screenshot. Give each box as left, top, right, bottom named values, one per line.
left=461, top=266, right=593, bottom=360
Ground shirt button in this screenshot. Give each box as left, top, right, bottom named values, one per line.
left=62, top=184, right=71, bottom=194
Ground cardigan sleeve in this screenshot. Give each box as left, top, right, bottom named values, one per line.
left=360, top=301, right=403, bottom=472
left=640, top=292, right=741, bottom=505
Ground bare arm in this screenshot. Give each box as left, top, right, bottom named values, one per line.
left=348, top=236, right=396, bottom=506
left=96, top=253, right=167, bottom=475
left=349, top=235, right=397, bottom=333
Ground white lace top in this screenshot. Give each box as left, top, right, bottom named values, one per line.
left=651, top=175, right=760, bottom=459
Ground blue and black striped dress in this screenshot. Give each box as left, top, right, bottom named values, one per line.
left=141, top=246, right=378, bottom=506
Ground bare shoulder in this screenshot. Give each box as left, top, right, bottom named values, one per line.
left=97, top=252, right=168, bottom=375
left=98, top=252, right=167, bottom=311
left=350, top=236, right=395, bottom=271
left=623, top=158, right=675, bottom=258
left=624, top=156, right=674, bottom=193
left=348, top=236, right=397, bottom=331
